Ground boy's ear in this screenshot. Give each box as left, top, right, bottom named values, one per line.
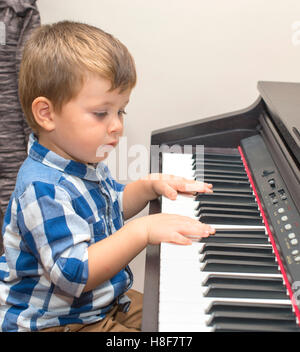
left=31, top=97, right=56, bottom=131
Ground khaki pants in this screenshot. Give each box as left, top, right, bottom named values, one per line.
left=40, top=289, right=143, bottom=332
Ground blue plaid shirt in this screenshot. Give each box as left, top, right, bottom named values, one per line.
left=0, top=134, right=132, bottom=331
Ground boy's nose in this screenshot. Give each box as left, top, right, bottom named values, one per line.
left=108, top=114, right=123, bottom=134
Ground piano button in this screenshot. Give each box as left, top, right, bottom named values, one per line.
left=201, top=259, right=280, bottom=274
left=288, top=233, right=296, bottom=239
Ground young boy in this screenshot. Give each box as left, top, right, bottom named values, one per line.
left=0, top=21, right=215, bottom=332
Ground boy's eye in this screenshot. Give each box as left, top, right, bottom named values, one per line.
left=93, top=111, right=108, bottom=118
left=93, top=110, right=127, bottom=118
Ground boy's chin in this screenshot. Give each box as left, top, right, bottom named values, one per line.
left=95, top=145, right=115, bottom=162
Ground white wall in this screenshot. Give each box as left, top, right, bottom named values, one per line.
left=37, top=0, right=300, bottom=292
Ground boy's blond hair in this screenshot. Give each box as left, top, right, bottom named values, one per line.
left=18, top=21, right=137, bottom=133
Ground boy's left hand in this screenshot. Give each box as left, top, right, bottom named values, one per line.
left=143, top=173, right=213, bottom=200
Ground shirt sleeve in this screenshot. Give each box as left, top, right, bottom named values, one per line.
left=17, top=181, right=90, bottom=298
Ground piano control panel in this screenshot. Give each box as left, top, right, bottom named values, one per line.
left=241, top=135, right=300, bottom=279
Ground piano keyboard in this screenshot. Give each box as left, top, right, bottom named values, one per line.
left=159, top=151, right=300, bottom=332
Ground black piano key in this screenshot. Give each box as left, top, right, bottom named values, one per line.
left=205, top=228, right=267, bottom=235
left=192, top=152, right=243, bottom=164
left=197, top=162, right=245, bottom=172
left=195, top=201, right=259, bottom=211
left=203, top=283, right=287, bottom=299
left=201, top=178, right=250, bottom=186
left=193, top=151, right=241, bottom=158
left=201, top=259, right=280, bottom=274
left=207, top=312, right=299, bottom=329
left=200, top=173, right=249, bottom=181
left=193, top=161, right=244, bottom=170
left=202, top=274, right=284, bottom=288
left=212, top=321, right=300, bottom=332
left=201, top=182, right=252, bottom=194
left=200, top=233, right=269, bottom=244
left=209, top=189, right=253, bottom=196
left=205, top=301, right=296, bottom=326
left=200, top=250, right=275, bottom=263
left=202, top=274, right=287, bottom=299
left=202, top=183, right=252, bottom=194
left=199, top=243, right=272, bottom=255
left=198, top=213, right=263, bottom=226
left=206, top=301, right=293, bottom=315
left=195, top=168, right=247, bottom=177
left=195, top=193, right=256, bottom=204
left=200, top=228, right=269, bottom=244
left=194, top=157, right=243, bottom=165
left=196, top=207, right=261, bottom=217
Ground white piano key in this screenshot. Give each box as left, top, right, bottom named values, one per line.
left=162, top=152, right=194, bottom=179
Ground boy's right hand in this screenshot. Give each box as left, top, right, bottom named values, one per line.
left=138, top=213, right=215, bottom=246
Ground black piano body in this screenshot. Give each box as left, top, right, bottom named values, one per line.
left=142, top=81, right=300, bottom=332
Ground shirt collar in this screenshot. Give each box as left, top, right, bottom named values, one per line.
left=28, top=133, right=104, bottom=181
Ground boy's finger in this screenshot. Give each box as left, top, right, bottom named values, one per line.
left=169, top=232, right=192, bottom=245
left=180, top=181, right=213, bottom=193
left=178, top=220, right=215, bottom=237
left=163, top=183, right=178, bottom=200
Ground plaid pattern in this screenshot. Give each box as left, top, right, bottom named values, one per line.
left=0, top=134, right=132, bottom=331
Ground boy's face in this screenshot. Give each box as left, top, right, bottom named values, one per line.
left=45, top=75, right=131, bottom=164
